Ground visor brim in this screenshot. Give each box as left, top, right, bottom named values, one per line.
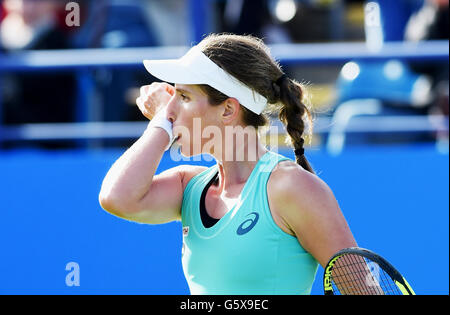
left=143, top=59, right=207, bottom=85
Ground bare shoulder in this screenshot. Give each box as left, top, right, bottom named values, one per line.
left=267, top=160, right=337, bottom=221
left=269, top=160, right=331, bottom=199
left=267, top=161, right=357, bottom=267
left=268, top=160, right=356, bottom=266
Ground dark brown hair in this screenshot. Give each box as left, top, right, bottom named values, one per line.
left=197, top=34, right=315, bottom=174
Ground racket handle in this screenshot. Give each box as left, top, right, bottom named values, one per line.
left=146, top=107, right=174, bottom=151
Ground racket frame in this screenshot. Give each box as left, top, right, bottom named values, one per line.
left=323, top=247, right=415, bottom=295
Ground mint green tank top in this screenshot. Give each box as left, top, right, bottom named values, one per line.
left=181, top=151, right=318, bottom=295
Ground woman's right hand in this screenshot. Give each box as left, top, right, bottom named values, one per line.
left=101, top=80, right=207, bottom=223
left=136, top=82, right=175, bottom=120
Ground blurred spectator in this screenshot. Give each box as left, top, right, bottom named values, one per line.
left=217, top=0, right=271, bottom=38
left=405, top=0, right=449, bottom=42
left=73, top=0, right=157, bottom=49
left=74, top=0, right=159, bottom=123
left=215, top=0, right=349, bottom=44
left=405, top=0, right=449, bottom=118
left=0, top=0, right=76, bottom=129
left=1, top=0, right=66, bottom=50
left=141, top=0, right=189, bottom=46
left=215, top=0, right=292, bottom=44
left=405, top=0, right=449, bottom=145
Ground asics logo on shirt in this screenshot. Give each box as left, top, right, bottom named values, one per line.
left=236, top=212, right=259, bottom=235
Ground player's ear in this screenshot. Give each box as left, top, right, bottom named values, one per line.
left=221, top=98, right=241, bottom=125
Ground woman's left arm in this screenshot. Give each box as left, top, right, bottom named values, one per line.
left=268, top=163, right=357, bottom=267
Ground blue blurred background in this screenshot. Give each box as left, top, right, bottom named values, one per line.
left=0, top=0, right=448, bottom=295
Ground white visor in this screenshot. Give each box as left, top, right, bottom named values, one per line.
left=143, top=46, right=267, bottom=115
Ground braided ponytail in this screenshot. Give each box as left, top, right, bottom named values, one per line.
left=276, top=75, right=315, bottom=174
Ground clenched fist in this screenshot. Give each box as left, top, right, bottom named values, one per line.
left=136, top=82, right=175, bottom=120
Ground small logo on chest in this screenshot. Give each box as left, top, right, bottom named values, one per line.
left=183, top=226, right=189, bottom=237
left=236, top=212, right=260, bottom=235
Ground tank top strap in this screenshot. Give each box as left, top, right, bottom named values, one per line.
left=253, top=150, right=292, bottom=183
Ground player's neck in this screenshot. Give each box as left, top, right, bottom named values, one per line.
left=215, top=141, right=267, bottom=194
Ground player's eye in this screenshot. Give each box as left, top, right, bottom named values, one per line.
left=180, top=93, right=190, bottom=102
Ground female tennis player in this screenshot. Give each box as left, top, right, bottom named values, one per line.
left=99, top=34, right=357, bottom=295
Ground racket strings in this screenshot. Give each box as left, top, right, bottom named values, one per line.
left=330, top=254, right=403, bottom=295
left=332, top=255, right=381, bottom=295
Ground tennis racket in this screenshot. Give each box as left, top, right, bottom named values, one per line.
left=323, top=247, right=415, bottom=295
